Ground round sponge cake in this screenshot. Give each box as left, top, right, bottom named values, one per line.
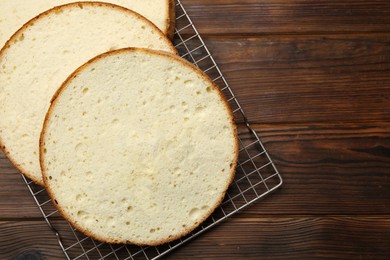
left=40, top=48, right=238, bottom=246
left=0, top=2, right=177, bottom=185
left=0, top=0, right=175, bottom=47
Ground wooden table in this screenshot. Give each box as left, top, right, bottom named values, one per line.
left=1, top=0, right=390, bottom=259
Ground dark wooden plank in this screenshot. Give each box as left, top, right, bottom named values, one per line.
left=243, top=122, right=390, bottom=215
left=0, top=153, right=42, bottom=219
left=167, top=217, right=390, bottom=260
left=202, top=35, right=390, bottom=123
left=181, top=0, right=390, bottom=35
left=1, top=217, right=389, bottom=259
left=0, top=221, right=65, bottom=259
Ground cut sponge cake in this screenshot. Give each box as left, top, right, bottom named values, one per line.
left=0, top=2, right=177, bottom=186
left=40, top=48, right=238, bottom=246
left=0, top=0, right=175, bottom=47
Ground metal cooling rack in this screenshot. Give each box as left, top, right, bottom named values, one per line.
left=21, top=0, right=283, bottom=259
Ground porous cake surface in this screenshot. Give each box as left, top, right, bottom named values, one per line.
left=0, top=0, right=175, bottom=47
left=41, top=48, right=238, bottom=245
left=0, top=2, right=177, bottom=185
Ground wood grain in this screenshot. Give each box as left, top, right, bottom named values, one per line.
left=168, top=217, right=390, bottom=260
left=0, top=155, right=42, bottom=219
left=244, top=122, right=390, bottom=215
left=1, top=217, right=389, bottom=259
left=0, top=221, right=64, bottom=259
left=182, top=0, right=390, bottom=35
left=202, top=35, right=390, bottom=124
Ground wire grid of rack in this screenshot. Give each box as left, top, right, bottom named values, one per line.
left=20, top=0, right=283, bottom=259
